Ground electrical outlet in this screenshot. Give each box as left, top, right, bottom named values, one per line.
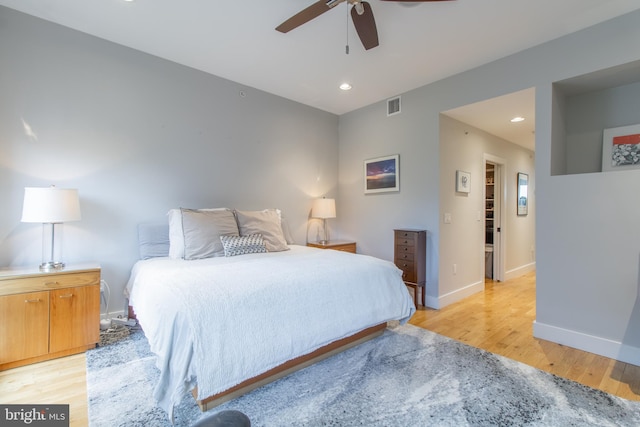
left=453, top=264, right=457, bottom=275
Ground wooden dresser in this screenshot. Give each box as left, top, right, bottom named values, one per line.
left=394, top=229, right=426, bottom=308
left=307, top=241, right=357, bottom=254
left=0, top=263, right=101, bottom=370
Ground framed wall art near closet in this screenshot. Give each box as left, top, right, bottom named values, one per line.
left=456, top=170, right=470, bottom=193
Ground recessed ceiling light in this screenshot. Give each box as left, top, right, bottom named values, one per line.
left=339, top=83, right=352, bottom=91
left=510, top=116, right=525, bottom=123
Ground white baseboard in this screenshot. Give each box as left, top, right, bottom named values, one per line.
left=426, top=280, right=484, bottom=309
left=533, top=321, right=640, bottom=366
left=505, top=262, right=536, bottom=281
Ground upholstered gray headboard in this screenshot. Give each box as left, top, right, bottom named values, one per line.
left=137, top=223, right=170, bottom=259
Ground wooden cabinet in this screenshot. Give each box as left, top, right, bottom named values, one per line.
left=0, top=264, right=100, bottom=370
left=307, top=241, right=357, bottom=254
left=394, top=229, right=426, bottom=307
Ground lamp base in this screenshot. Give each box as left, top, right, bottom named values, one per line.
left=39, top=261, right=65, bottom=272
left=317, top=240, right=330, bottom=245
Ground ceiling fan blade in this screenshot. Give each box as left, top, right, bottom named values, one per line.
left=350, top=1, right=379, bottom=50
left=276, top=1, right=337, bottom=33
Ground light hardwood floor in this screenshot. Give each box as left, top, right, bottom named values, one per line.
left=1, top=271, right=638, bottom=426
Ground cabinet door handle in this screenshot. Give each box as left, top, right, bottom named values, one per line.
left=24, top=298, right=40, bottom=303
left=59, top=294, right=74, bottom=298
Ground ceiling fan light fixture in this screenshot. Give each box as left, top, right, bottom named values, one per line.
left=339, top=83, right=352, bottom=91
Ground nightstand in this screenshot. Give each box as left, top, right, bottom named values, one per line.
left=307, top=241, right=357, bottom=254
left=0, top=263, right=101, bottom=370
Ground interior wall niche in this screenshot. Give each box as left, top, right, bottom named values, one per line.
left=551, top=60, right=640, bottom=176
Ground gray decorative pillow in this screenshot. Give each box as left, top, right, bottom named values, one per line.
left=234, top=209, right=290, bottom=252
left=181, top=208, right=239, bottom=260
left=220, top=234, right=267, bottom=257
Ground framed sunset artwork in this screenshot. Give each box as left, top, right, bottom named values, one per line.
left=364, top=155, right=399, bottom=194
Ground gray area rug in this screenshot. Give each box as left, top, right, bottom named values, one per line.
left=86, top=324, right=640, bottom=426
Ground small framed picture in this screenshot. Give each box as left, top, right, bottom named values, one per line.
left=456, top=170, right=470, bottom=193
left=517, top=172, right=528, bottom=216
left=602, top=124, right=640, bottom=172
left=364, top=154, right=399, bottom=194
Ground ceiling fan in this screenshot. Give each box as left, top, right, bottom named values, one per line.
left=276, top=0, right=454, bottom=51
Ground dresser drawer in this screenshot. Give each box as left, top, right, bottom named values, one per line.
left=395, top=245, right=416, bottom=256
left=395, top=236, right=416, bottom=247
left=0, top=271, right=100, bottom=297
left=395, top=260, right=416, bottom=282
left=395, top=230, right=418, bottom=239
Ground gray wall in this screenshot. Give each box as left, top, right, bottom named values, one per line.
left=338, top=10, right=640, bottom=364
left=0, top=7, right=339, bottom=315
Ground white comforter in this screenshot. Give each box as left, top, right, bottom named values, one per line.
left=127, top=245, right=415, bottom=418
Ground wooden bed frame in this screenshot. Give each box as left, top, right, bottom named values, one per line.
left=192, top=322, right=387, bottom=411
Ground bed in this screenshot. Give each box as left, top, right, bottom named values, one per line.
left=126, top=208, right=416, bottom=420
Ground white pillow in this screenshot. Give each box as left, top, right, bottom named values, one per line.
left=167, top=207, right=231, bottom=259
left=280, top=215, right=295, bottom=244
left=234, top=209, right=289, bottom=252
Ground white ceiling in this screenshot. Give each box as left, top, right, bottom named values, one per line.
left=443, top=88, right=536, bottom=151
left=2, top=0, right=639, bottom=149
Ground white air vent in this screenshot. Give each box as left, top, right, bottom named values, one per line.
left=387, top=96, right=401, bottom=116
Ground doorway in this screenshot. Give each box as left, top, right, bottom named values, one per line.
left=484, top=155, right=505, bottom=282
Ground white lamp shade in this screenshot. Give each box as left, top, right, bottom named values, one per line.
left=21, top=187, right=81, bottom=223
left=311, top=198, right=336, bottom=219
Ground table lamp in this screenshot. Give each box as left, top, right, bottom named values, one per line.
left=21, top=186, right=81, bottom=271
left=311, top=197, right=336, bottom=245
